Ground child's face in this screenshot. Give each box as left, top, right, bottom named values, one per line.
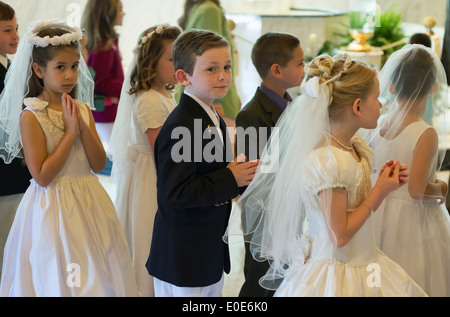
left=279, top=45, right=305, bottom=88
left=155, top=40, right=177, bottom=87
left=359, top=77, right=382, bottom=129
left=34, top=47, right=80, bottom=97
left=114, top=0, right=125, bottom=26
left=183, top=46, right=232, bottom=105
left=0, top=16, right=19, bottom=56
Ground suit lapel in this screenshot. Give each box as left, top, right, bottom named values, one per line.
left=180, top=93, right=229, bottom=163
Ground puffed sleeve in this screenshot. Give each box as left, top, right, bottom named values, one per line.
left=303, top=146, right=362, bottom=195
left=135, top=91, right=172, bottom=133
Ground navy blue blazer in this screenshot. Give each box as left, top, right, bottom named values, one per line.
left=235, top=87, right=283, bottom=161
left=146, top=93, right=241, bottom=287
left=0, top=62, right=32, bottom=196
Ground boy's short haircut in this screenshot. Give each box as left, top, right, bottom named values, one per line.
left=251, top=32, right=300, bottom=79
left=173, top=28, right=229, bottom=75
left=0, top=1, right=15, bottom=21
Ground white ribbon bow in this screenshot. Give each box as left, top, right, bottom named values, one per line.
left=301, top=76, right=320, bottom=98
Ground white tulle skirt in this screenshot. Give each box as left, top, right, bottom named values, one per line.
left=114, top=148, right=157, bottom=297
left=274, top=249, right=427, bottom=297
left=375, top=197, right=450, bottom=297
left=0, top=174, right=138, bottom=297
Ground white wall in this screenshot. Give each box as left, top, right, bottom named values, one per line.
left=5, top=0, right=449, bottom=105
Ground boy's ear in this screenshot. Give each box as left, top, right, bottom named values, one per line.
left=270, top=64, right=282, bottom=79
left=33, top=63, right=44, bottom=79
left=175, top=69, right=190, bottom=86
left=352, top=98, right=362, bottom=117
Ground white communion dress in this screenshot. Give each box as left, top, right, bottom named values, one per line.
left=373, top=121, right=450, bottom=297
left=0, top=98, right=138, bottom=297
left=274, top=135, right=427, bottom=297
left=113, top=89, right=176, bottom=297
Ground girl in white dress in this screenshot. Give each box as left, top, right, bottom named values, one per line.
left=109, top=24, right=181, bottom=297
left=0, top=20, right=138, bottom=296
left=225, top=54, right=427, bottom=296
left=368, top=44, right=450, bottom=296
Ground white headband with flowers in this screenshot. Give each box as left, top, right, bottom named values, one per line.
left=134, top=24, right=169, bottom=53
left=26, top=20, right=83, bottom=48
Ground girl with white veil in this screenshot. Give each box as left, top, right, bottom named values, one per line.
left=0, top=20, right=138, bottom=296
left=108, top=24, right=181, bottom=297
left=225, top=53, right=427, bottom=296
left=367, top=44, right=450, bottom=296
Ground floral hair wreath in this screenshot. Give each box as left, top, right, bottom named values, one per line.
left=26, top=20, right=83, bottom=48
left=133, top=24, right=170, bottom=53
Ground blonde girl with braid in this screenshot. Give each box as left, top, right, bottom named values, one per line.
left=225, top=54, right=428, bottom=296
left=108, top=24, right=181, bottom=297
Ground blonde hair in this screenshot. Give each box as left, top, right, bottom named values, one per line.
left=305, top=54, right=376, bottom=120
left=129, top=25, right=181, bottom=95
left=81, top=0, right=120, bottom=52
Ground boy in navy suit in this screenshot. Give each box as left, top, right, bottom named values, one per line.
left=235, top=32, right=305, bottom=297
left=146, top=29, right=258, bottom=297
left=0, top=1, right=31, bottom=276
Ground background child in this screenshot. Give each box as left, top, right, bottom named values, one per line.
left=225, top=54, right=426, bottom=296
left=178, top=0, right=240, bottom=126
left=146, top=29, right=258, bottom=297
left=82, top=0, right=125, bottom=173
left=0, top=21, right=137, bottom=296
left=235, top=31, right=305, bottom=297
left=109, top=24, right=181, bottom=297
left=0, top=1, right=31, bottom=277
left=369, top=44, right=450, bottom=296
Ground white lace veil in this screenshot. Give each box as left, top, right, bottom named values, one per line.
left=224, top=54, right=371, bottom=290
left=108, top=54, right=136, bottom=180
left=362, top=44, right=448, bottom=201
left=0, top=19, right=94, bottom=164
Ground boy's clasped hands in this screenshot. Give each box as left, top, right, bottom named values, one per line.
left=227, top=153, right=259, bottom=187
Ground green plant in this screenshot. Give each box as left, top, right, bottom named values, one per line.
left=368, top=4, right=406, bottom=57
left=317, top=4, right=406, bottom=65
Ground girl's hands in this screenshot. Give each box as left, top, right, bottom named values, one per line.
left=379, top=160, right=409, bottom=187
left=62, top=93, right=79, bottom=136
left=374, top=161, right=405, bottom=197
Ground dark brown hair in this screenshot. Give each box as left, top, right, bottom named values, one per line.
left=251, top=32, right=301, bottom=79
left=172, top=28, right=229, bottom=76
left=391, top=46, right=436, bottom=100
left=26, top=27, right=80, bottom=101
left=0, top=1, right=14, bottom=21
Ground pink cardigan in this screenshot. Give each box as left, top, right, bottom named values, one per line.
left=87, top=38, right=124, bottom=122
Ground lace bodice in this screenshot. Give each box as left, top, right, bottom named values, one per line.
left=23, top=97, right=92, bottom=181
